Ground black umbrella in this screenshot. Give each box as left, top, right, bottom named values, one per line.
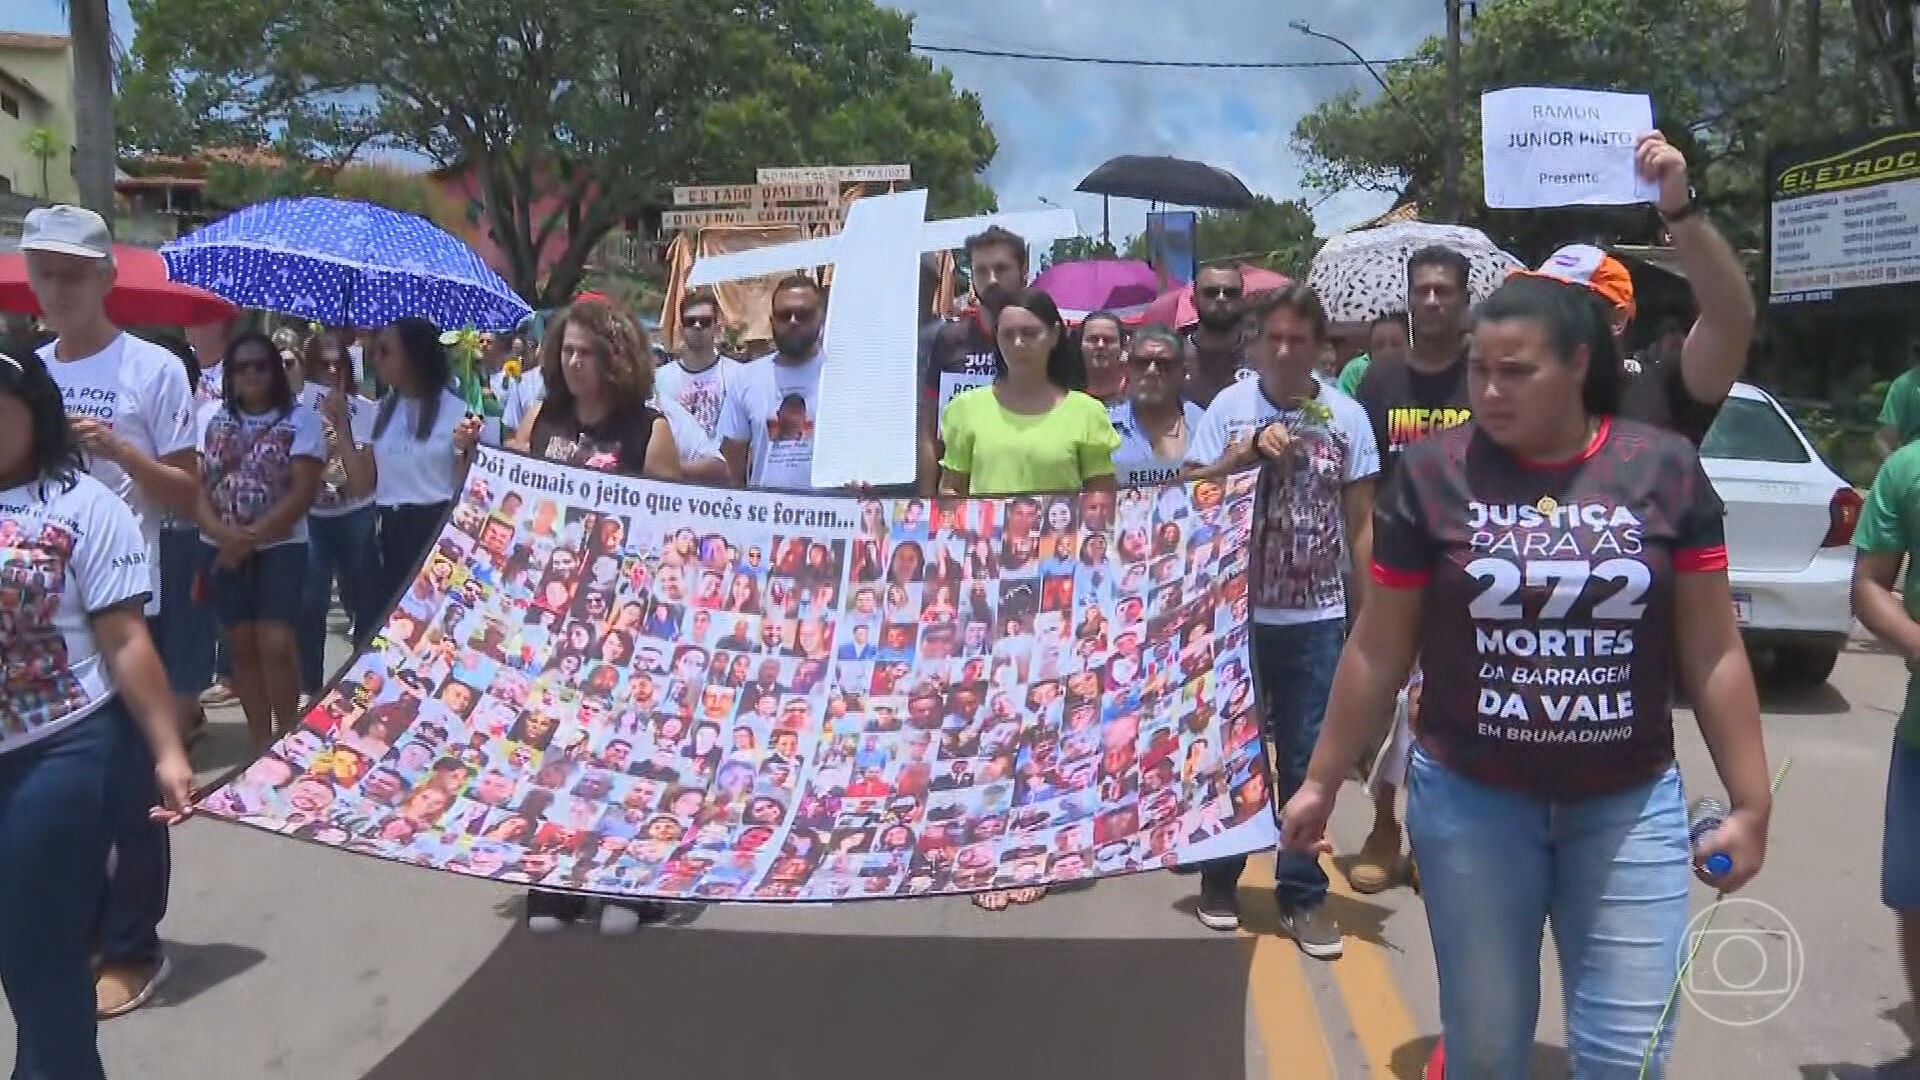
left=1076, top=155, right=1259, bottom=210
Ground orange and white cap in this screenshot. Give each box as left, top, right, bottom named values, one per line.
left=1521, top=244, right=1635, bottom=324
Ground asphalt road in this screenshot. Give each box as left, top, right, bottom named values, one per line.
left=4, top=628, right=1916, bottom=1079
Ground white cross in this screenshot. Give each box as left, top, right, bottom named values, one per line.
left=687, top=190, right=1079, bottom=488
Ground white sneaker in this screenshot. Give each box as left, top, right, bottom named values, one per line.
left=597, top=902, right=642, bottom=935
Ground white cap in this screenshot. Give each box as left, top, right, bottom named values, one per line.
left=20, top=205, right=113, bottom=260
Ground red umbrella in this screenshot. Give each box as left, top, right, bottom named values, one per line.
left=1126, top=265, right=1291, bottom=329
left=0, top=244, right=238, bottom=327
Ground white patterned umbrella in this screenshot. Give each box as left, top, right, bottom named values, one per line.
left=1307, top=221, right=1524, bottom=325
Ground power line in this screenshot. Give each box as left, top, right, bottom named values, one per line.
left=911, top=42, right=1421, bottom=70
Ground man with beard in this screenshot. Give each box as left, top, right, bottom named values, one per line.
left=1183, top=265, right=1257, bottom=406
left=919, top=226, right=1029, bottom=492
left=720, top=275, right=830, bottom=490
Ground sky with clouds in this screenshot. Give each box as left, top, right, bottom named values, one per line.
left=9, top=0, right=1442, bottom=242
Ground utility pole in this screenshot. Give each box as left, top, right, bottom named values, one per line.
left=1442, top=0, right=1463, bottom=222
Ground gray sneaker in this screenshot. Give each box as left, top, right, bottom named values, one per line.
left=1278, top=903, right=1343, bottom=960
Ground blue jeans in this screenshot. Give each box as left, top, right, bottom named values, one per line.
left=95, top=703, right=169, bottom=970
left=153, top=527, right=217, bottom=697
left=1199, top=619, right=1344, bottom=909
left=0, top=710, right=119, bottom=1080
left=1406, top=744, right=1692, bottom=1079
left=300, top=507, right=381, bottom=692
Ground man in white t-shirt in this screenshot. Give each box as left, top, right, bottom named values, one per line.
left=654, top=288, right=737, bottom=444
left=1182, top=285, right=1378, bottom=953
left=719, top=275, right=828, bottom=491
left=22, top=204, right=198, bottom=1016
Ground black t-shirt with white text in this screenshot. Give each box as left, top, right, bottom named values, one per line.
left=1370, top=418, right=1727, bottom=798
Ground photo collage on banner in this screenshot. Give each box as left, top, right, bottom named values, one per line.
left=199, top=448, right=1277, bottom=901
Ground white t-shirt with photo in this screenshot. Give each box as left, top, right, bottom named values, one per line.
left=297, top=383, right=378, bottom=518
left=719, top=351, right=825, bottom=491
left=654, top=356, right=740, bottom=443
left=199, top=402, right=327, bottom=546
left=370, top=389, right=468, bottom=508
left=0, top=472, right=152, bottom=754
left=1186, top=373, right=1378, bottom=625
left=1108, top=399, right=1206, bottom=489
left=39, top=333, right=199, bottom=616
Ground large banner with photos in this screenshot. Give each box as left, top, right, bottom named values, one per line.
left=198, top=449, right=1277, bottom=901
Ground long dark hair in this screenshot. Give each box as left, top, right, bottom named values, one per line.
left=0, top=348, right=84, bottom=494
left=220, top=331, right=296, bottom=420
left=996, top=287, right=1087, bottom=392
left=1471, top=274, right=1623, bottom=417
left=373, top=317, right=453, bottom=440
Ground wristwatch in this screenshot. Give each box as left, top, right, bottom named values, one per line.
left=1658, top=187, right=1701, bottom=224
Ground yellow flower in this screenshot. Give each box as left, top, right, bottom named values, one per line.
left=502, top=359, right=523, bottom=381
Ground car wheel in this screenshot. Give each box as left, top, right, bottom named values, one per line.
left=1770, top=644, right=1840, bottom=688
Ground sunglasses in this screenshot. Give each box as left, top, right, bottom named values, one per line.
left=772, top=309, right=818, bottom=325
left=682, top=316, right=715, bottom=329
left=1130, top=354, right=1181, bottom=373
left=1198, top=286, right=1242, bottom=300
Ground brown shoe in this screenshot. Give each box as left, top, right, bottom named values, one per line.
left=96, top=957, right=170, bottom=1019
left=1347, top=825, right=1401, bottom=894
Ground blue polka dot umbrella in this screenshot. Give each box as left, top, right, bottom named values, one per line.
left=159, top=197, right=533, bottom=331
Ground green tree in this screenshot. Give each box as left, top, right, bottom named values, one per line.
left=118, top=0, right=998, bottom=306
left=20, top=126, right=60, bottom=199
left=1290, top=0, right=1885, bottom=260
left=200, top=156, right=468, bottom=236
left=1043, top=235, right=1117, bottom=269
left=1123, top=196, right=1323, bottom=277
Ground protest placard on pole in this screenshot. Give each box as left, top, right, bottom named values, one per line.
left=1480, top=87, right=1661, bottom=209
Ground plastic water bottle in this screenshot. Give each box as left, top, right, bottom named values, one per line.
left=1687, top=796, right=1734, bottom=879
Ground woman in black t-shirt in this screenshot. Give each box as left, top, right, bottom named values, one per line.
left=511, top=299, right=678, bottom=935
left=1282, top=276, right=1772, bottom=1077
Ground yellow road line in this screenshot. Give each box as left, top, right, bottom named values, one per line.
left=1320, top=852, right=1424, bottom=1076
left=1238, top=852, right=1335, bottom=1080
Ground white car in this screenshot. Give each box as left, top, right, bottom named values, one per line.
left=1700, top=382, right=1860, bottom=687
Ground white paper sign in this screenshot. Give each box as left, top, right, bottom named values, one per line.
left=937, top=370, right=994, bottom=420
left=1480, top=87, right=1661, bottom=209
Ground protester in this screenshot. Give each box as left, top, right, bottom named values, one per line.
left=1107, top=324, right=1202, bottom=488
left=1877, top=345, right=1920, bottom=460
left=654, top=288, right=737, bottom=444
left=22, top=205, right=197, bottom=1019
left=0, top=346, right=195, bottom=1078
left=1350, top=132, right=1757, bottom=906
left=1184, top=265, right=1254, bottom=406
left=1336, top=311, right=1408, bottom=398
left=939, top=286, right=1117, bottom=910
left=510, top=298, right=680, bottom=934
left=1078, top=309, right=1128, bottom=405
left=1182, top=286, right=1375, bottom=950
left=1849, top=439, right=1920, bottom=1071
left=195, top=332, right=326, bottom=748
left=367, top=317, right=467, bottom=612
left=296, top=333, right=380, bottom=694
left=144, top=335, right=217, bottom=744
left=921, top=226, right=1030, bottom=491
left=1282, top=274, right=1771, bottom=1076
left=719, top=275, right=831, bottom=491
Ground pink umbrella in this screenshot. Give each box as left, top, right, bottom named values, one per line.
left=1127, top=265, right=1291, bottom=329
left=1031, top=258, right=1162, bottom=317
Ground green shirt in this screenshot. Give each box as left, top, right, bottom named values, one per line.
left=1337, top=354, right=1371, bottom=397
left=1878, top=368, right=1920, bottom=447
left=939, top=387, right=1119, bottom=496
left=1855, top=440, right=1920, bottom=745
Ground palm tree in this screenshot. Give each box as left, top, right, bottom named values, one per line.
left=21, top=125, right=60, bottom=198
left=65, top=0, right=115, bottom=214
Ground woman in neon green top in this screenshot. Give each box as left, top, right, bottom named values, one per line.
left=938, top=287, right=1118, bottom=913
left=939, top=287, right=1120, bottom=498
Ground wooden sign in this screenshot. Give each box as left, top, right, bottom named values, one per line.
left=662, top=204, right=846, bottom=230
left=672, top=181, right=839, bottom=207
left=756, top=164, right=911, bottom=185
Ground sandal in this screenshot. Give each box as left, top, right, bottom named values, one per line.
left=1008, top=886, right=1047, bottom=905
left=972, top=889, right=1013, bottom=911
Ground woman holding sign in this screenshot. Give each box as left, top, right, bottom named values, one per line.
left=511, top=298, right=678, bottom=935
left=939, top=286, right=1119, bottom=911
left=1278, top=275, right=1770, bottom=1077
